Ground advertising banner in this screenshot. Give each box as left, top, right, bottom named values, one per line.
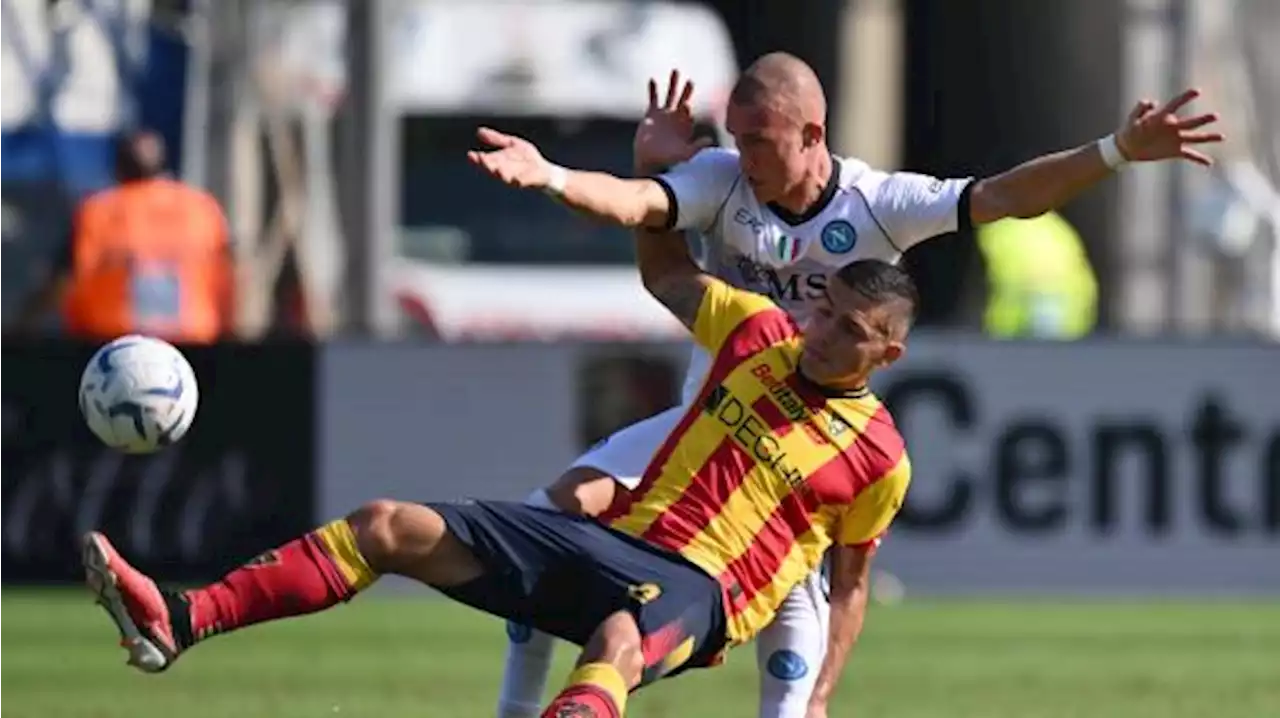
left=316, top=342, right=688, bottom=517
left=872, top=340, right=1279, bottom=593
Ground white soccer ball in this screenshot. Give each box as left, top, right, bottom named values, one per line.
left=79, top=335, right=200, bottom=453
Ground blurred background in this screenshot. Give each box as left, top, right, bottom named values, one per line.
left=3, top=1, right=1278, bottom=717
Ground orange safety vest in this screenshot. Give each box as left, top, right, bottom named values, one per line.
left=62, top=178, right=231, bottom=344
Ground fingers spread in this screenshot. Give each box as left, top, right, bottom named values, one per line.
left=1181, top=147, right=1214, bottom=166
left=1176, top=113, right=1219, bottom=131
left=678, top=79, right=695, bottom=111
left=1180, top=130, right=1225, bottom=144
left=1129, top=99, right=1156, bottom=122
left=1161, top=88, right=1201, bottom=115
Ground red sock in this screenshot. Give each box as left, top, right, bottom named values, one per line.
left=181, top=519, right=377, bottom=644
left=540, top=663, right=628, bottom=718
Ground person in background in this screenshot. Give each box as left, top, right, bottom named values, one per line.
left=976, top=210, right=1098, bottom=339
left=18, top=129, right=233, bottom=344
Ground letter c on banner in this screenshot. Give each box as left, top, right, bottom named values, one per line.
left=881, top=373, right=975, bottom=531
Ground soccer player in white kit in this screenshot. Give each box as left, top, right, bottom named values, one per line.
left=472, top=54, right=1221, bottom=718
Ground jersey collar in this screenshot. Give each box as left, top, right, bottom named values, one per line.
left=766, top=154, right=840, bottom=227
left=795, top=364, right=871, bottom=400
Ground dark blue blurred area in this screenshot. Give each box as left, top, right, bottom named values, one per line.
left=2, top=22, right=188, bottom=319
left=1, top=24, right=188, bottom=194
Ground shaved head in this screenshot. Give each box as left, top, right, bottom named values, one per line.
left=729, top=52, right=827, bottom=126
left=724, top=52, right=832, bottom=207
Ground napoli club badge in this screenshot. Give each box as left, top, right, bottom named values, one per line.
left=821, top=219, right=857, bottom=254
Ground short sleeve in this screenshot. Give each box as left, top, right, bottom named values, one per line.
left=837, top=454, right=911, bottom=548
left=652, top=148, right=742, bottom=233
left=862, top=171, right=975, bottom=252
left=692, top=277, right=780, bottom=352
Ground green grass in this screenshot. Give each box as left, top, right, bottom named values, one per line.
left=3, top=590, right=1278, bottom=717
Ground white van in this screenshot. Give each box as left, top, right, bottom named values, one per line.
left=386, top=0, right=740, bottom=340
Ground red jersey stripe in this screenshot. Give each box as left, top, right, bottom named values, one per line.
left=749, top=394, right=794, bottom=437
left=640, top=437, right=753, bottom=552
left=603, top=307, right=796, bottom=523
left=638, top=364, right=822, bottom=559
left=717, top=407, right=905, bottom=613
left=839, top=405, right=905, bottom=493
left=719, top=488, right=822, bottom=612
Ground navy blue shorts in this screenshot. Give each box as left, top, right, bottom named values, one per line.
left=426, top=500, right=728, bottom=684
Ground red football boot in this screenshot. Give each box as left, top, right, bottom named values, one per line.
left=82, top=532, right=185, bottom=673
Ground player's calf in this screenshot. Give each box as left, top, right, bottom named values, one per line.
left=540, top=611, right=643, bottom=718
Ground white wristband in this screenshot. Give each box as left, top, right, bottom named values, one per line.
left=1097, top=134, right=1129, bottom=171
left=544, top=162, right=568, bottom=196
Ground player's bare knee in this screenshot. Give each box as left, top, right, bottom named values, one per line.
left=580, top=610, right=645, bottom=687
left=346, top=499, right=401, bottom=569
left=348, top=500, right=484, bottom=586
left=346, top=499, right=431, bottom=572
left=546, top=467, right=619, bottom=517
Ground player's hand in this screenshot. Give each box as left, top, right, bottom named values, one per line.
left=1115, top=88, right=1224, bottom=167
left=467, top=127, right=552, bottom=189
left=634, top=69, right=714, bottom=174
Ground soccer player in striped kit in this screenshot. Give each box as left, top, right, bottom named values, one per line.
left=81, top=243, right=919, bottom=717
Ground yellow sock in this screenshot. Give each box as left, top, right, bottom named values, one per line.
left=313, top=519, right=377, bottom=593
left=564, top=662, right=628, bottom=715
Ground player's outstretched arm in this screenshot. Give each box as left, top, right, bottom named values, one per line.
left=467, top=127, right=672, bottom=228
left=968, top=88, right=1223, bottom=224
left=633, top=227, right=712, bottom=332
left=806, top=544, right=875, bottom=718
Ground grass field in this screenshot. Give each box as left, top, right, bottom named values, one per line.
left=3, top=590, right=1278, bottom=718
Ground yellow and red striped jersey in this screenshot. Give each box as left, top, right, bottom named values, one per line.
left=607, top=279, right=911, bottom=645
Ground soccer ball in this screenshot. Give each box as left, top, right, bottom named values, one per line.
left=79, top=335, right=200, bottom=453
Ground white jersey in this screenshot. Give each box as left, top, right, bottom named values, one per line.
left=652, top=148, right=974, bottom=400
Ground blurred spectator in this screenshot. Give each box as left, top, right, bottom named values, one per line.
left=976, top=210, right=1098, bottom=340
left=16, top=130, right=233, bottom=343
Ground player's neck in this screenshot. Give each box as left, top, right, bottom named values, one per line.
left=774, top=151, right=834, bottom=216
left=797, top=365, right=870, bottom=398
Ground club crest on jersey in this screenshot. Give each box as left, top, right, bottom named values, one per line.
left=829, top=416, right=850, bottom=437
left=821, top=219, right=857, bottom=254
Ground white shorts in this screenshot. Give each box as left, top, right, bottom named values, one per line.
left=755, top=567, right=830, bottom=718
left=569, top=343, right=710, bottom=489
left=568, top=406, right=684, bottom=490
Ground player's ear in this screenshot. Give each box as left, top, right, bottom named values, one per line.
left=802, top=122, right=824, bottom=149
left=878, top=341, right=904, bottom=368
